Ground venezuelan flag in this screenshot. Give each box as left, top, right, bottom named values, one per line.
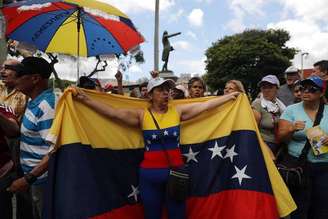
left=44, top=89, right=296, bottom=219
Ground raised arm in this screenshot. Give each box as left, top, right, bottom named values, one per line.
left=74, top=88, right=143, bottom=127
left=115, top=70, right=124, bottom=95
left=167, top=32, right=181, bottom=38
left=177, top=92, right=239, bottom=121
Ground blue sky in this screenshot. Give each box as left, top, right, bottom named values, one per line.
left=54, top=0, right=328, bottom=81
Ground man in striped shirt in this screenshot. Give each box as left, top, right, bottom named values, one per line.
left=8, top=57, right=57, bottom=219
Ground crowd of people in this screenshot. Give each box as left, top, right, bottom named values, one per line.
left=0, top=55, right=328, bottom=219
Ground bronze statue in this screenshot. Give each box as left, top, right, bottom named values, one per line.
left=161, top=31, right=181, bottom=72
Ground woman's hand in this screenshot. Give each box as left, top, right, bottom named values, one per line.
left=321, top=135, right=328, bottom=145
left=71, top=87, right=91, bottom=104
left=291, top=121, right=306, bottom=132
left=226, top=91, right=240, bottom=100
left=150, top=70, right=159, bottom=78
left=8, top=177, right=29, bottom=193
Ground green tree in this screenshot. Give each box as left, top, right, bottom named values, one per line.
left=204, top=29, right=297, bottom=98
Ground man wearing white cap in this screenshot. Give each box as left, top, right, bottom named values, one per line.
left=277, top=66, right=301, bottom=106
left=74, top=76, right=239, bottom=219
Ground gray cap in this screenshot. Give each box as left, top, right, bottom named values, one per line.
left=258, top=75, right=280, bottom=87
left=147, top=77, right=175, bottom=92
left=285, top=66, right=299, bottom=74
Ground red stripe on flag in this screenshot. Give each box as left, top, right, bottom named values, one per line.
left=140, top=149, right=184, bottom=168
left=90, top=204, right=144, bottom=219
left=90, top=190, right=278, bottom=219
left=186, top=189, right=279, bottom=219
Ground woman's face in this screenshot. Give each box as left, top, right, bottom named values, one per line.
left=149, top=84, right=170, bottom=106
left=293, top=85, right=302, bottom=102
left=224, top=82, right=238, bottom=95
left=301, top=83, right=322, bottom=102
left=189, top=81, right=204, bottom=98
left=260, top=82, right=278, bottom=101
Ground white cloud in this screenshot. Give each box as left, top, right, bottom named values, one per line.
left=195, top=0, right=213, bottom=3
left=169, top=9, right=184, bottom=22
left=128, top=64, right=143, bottom=73
left=268, top=19, right=328, bottom=69
left=54, top=56, right=118, bottom=81
left=176, top=57, right=206, bottom=75
left=188, top=9, right=204, bottom=27
left=276, top=0, right=328, bottom=23
left=226, top=18, right=245, bottom=33
left=172, top=40, right=191, bottom=51
left=267, top=1, right=328, bottom=69
left=99, top=0, right=175, bottom=13
left=227, top=0, right=266, bottom=33
left=187, top=31, right=198, bottom=40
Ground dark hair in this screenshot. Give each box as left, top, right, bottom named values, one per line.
left=313, top=60, right=328, bottom=73
left=77, top=76, right=96, bottom=89
left=139, top=82, right=148, bottom=92
left=188, top=77, right=206, bottom=90
left=172, top=88, right=185, bottom=99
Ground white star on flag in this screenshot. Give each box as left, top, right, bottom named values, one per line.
left=145, top=146, right=150, bottom=151
left=152, top=134, right=157, bottom=139
left=128, top=185, right=139, bottom=202
left=208, top=141, right=225, bottom=159
left=183, top=147, right=199, bottom=163
left=224, top=145, right=238, bottom=163
left=164, top=130, right=169, bottom=136
left=231, top=165, right=252, bottom=186
left=147, top=140, right=151, bottom=145
left=173, top=131, right=177, bottom=136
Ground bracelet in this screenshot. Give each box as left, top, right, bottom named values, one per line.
left=24, top=173, right=37, bottom=185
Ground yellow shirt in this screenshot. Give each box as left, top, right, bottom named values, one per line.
left=0, top=81, right=28, bottom=121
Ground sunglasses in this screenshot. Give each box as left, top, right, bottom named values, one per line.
left=299, top=86, right=322, bottom=93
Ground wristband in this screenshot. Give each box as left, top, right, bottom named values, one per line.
left=24, top=173, right=37, bottom=185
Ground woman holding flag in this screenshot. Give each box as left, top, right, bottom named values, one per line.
left=74, top=77, right=239, bottom=219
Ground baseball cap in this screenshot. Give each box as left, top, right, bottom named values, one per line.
left=300, top=76, right=324, bottom=89
left=174, top=85, right=187, bottom=97
left=258, top=75, right=280, bottom=87
left=3, top=63, right=25, bottom=74
left=147, top=77, right=175, bottom=92
left=285, top=66, right=299, bottom=74
left=19, top=57, right=52, bottom=78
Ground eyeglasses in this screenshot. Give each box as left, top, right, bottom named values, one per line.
left=299, top=86, right=322, bottom=93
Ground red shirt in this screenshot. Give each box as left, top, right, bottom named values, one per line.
left=0, top=104, right=16, bottom=168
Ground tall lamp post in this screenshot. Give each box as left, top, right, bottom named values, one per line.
left=154, top=0, right=159, bottom=71
left=301, top=52, right=309, bottom=79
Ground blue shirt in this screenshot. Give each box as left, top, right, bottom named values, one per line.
left=20, top=89, right=57, bottom=184
left=280, top=102, right=328, bottom=163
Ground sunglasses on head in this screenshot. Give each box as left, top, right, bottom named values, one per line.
left=299, top=85, right=322, bottom=93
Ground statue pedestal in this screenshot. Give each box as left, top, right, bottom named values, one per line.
left=159, top=70, right=178, bottom=82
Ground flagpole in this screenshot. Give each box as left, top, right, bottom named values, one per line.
left=77, top=7, right=81, bottom=82
left=154, top=0, right=159, bottom=71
